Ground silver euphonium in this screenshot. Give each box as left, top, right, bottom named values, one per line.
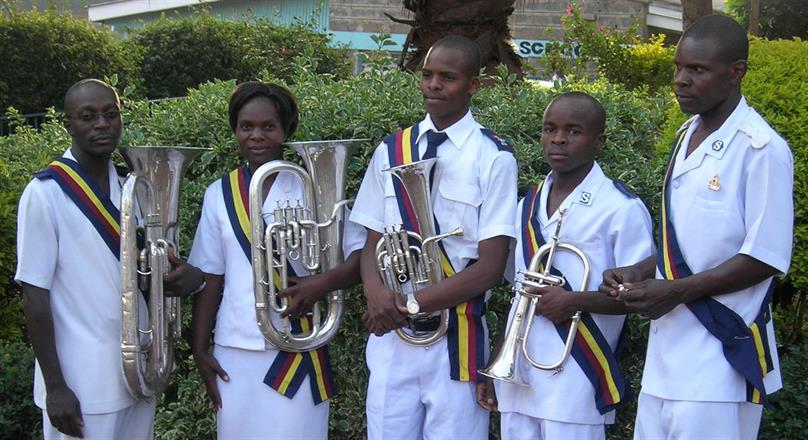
left=375, top=158, right=463, bottom=346
left=119, top=146, right=205, bottom=400
left=249, top=139, right=364, bottom=352
left=479, top=207, right=590, bottom=385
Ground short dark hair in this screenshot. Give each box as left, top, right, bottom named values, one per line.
left=63, top=79, right=119, bottom=114
left=546, top=91, right=606, bottom=134
left=681, top=14, right=749, bottom=63
left=228, top=81, right=299, bottom=138
left=428, top=35, right=482, bottom=77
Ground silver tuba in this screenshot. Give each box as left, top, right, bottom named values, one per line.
left=119, top=146, right=205, bottom=400
left=479, top=207, right=590, bottom=384
left=249, top=139, right=364, bottom=352
left=375, top=158, right=463, bottom=346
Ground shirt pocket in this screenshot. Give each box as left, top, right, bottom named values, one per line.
left=435, top=180, right=482, bottom=243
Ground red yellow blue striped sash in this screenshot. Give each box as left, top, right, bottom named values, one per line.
left=34, top=157, right=121, bottom=259
left=220, top=166, right=337, bottom=403
left=385, top=126, right=487, bottom=382
left=657, top=124, right=774, bottom=405
left=521, top=182, right=629, bottom=413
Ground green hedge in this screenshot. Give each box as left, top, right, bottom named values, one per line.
left=0, top=11, right=137, bottom=113
left=0, top=10, right=352, bottom=115
left=127, top=15, right=351, bottom=99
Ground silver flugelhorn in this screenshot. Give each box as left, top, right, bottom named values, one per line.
left=119, top=146, right=205, bottom=400
left=479, top=208, right=590, bottom=384
left=250, top=139, right=363, bottom=352
left=375, top=158, right=463, bottom=346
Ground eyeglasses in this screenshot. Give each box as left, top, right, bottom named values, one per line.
left=66, top=110, right=121, bottom=123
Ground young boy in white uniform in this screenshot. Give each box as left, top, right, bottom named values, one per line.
left=189, top=81, right=364, bottom=438
left=484, top=92, right=654, bottom=439
left=350, top=35, right=518, bottom=439
left=16, top=79, right=203, bottom=439
left=601, top=15, right=793, bottom=439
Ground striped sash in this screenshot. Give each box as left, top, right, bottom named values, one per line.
left=385, top=126, right=486, bottom=382
left=520, top=182, right=630, bottom=413
left=34, top=157, right=121, bottom=259
left=657, top=125, right=774, bottom=405
left=221, top=166, right=337, bottom=404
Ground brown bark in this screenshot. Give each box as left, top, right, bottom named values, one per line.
left=388, top=0, right=523, bottom=78
left=748, top=0, right=761, bottom=36
left=681, top=0, right=714, bottom=30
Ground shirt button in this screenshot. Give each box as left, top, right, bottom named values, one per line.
left=672, top=180, right=680, bottom=189
left=652, top=325, right=658, bottom=334
left=424, top=346, right=430, bottom=351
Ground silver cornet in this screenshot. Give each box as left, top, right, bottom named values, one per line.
left=249, top=139, right=364, bottom=352
left=479, top=207, right=590, bottom=385
left=375, top=158, right=463, bottom=346
left=119, top=146, right=205, bottom=400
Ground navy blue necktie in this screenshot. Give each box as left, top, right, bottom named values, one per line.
left=424, top=130, right=448, bottom=160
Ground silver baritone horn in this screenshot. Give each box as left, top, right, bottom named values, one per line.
left=249, top=139, right=364, bottom=352
left=375, top=157, right=463, bottom=346
left=479, top=207, right=590, bottom=385
left=119, top=146, right=205, bottom=400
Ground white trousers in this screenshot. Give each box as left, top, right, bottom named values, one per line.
left=214, top=345, right=329, bottom=440
left=634, top=392, right=763, bottom=440
left=501, top=411, right=605, bottom=440
left=42, top=399, right=155, bottom=440
left=365, top=333, right=489, bottom=440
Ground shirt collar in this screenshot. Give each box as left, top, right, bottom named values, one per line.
left=63, top=148, right=120, bottom=198
left=541, top=162, right=606, bottom=225
left=417, top=110, right=476, bottom=150
left=689, top=96, right=750, bottom=161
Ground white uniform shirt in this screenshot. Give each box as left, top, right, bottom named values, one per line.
left=642, top=97, right=793, bottom=402
left=350, top=111, right=518, bottom=273
left=15, top=148, right=145, bottom=414
left=496, top=163, right=655, bottom=425
left=189, top=168, right=365, bottom=351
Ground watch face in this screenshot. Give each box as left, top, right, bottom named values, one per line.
left=407, top=301, right=420, bottom=315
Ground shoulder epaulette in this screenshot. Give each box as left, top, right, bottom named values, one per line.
left=480, top=128, right=514, bottom=154
left=612, top=180, right=638, bottom=199
left=738, top=124, right=771, bottom=149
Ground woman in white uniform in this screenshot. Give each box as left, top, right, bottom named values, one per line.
left=189, top=81, right=363, bottom=439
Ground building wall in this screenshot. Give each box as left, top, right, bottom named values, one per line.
left=328, top=0, right=650, bottom=40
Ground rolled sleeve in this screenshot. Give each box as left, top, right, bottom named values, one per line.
left=478, top=151, right=518, bottom=241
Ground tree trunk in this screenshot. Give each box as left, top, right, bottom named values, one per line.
left=748, top=0, right=761, bottom=36
left=387, top=0, right=523, bottom=78
left=681, top=0, right=714, bottom=30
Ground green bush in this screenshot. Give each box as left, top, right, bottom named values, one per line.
left=0, top=341, right=39, bottom=438
left=127, top=15, right=351, bottom=99
left=0, top=10, right=137, bottom=113
left=726, top=0, right=808, bottom=40
left=544, top=4, right=674, bottom=93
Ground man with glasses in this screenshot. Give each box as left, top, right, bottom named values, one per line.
left=15, top=79, right=203, bottom=439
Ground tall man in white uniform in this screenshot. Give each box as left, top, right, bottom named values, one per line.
left=490, top=92, right=655, bottom=439
left=15, top=79, right=204, bottom=439
left=600, top=15, right=793, bottom=439
left=351, top=35, right=518, bottom=439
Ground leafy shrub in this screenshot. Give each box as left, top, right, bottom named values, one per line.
left=0, top=10, right=137, bottom=113
left=760, top=343, right=808, bottom=439
left=127, top=15, right=351, bottom=99
left=0, top=341, right=39, bottom=438
left=544, top=4, right=675, bottom=93
left=726, top=0, right=808, bottom=40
